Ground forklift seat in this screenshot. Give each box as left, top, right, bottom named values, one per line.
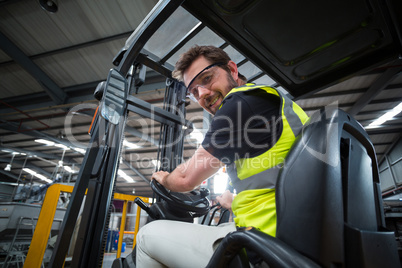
left=206, top=107, right=401, bottom=267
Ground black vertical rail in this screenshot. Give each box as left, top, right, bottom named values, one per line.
left=176, top=80, right=187, bottom=167
left=156, top=79, right=188, bottom=173
left=49, top=115, right=103, bottom=267
left=49, top=69, right=128, bottom=268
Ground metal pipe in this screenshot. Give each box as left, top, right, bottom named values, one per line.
left=10, top=155, right=28, bottom=201
left=133, top=203, right=142, bottom=248
left=0, top=100, right=50, bottom=132
left=116, top=200, right=128, bottom=258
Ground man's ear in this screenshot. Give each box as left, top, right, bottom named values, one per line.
left=227, top=60, right=238, bottom=81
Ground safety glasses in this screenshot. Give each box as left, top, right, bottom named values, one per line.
left=186, top=62, right=225, bottom=102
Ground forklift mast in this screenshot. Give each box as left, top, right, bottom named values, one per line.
left=49, top=1, right=187, bottom=267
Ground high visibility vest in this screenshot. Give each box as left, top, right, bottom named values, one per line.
left=222, top=84, right=309, bottom=193
left=219, top=84, right=309, bottom=236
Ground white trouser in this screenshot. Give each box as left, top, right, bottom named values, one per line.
left=136, top=220, right=237, bottom=268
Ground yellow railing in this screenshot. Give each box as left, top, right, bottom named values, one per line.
left=23, top=184, right=149, bottom=268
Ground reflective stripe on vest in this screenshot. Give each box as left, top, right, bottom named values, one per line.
left=222, top=84, right=309, bottom=193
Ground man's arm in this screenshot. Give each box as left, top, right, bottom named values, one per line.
left=152, top=146, right=224, bottom=192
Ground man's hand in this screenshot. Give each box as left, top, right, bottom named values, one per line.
left=151, top=171, right=170, bottom=187
left=216, top=190, right=234, bottom=210
left=149, top=147, right=223, bottom=192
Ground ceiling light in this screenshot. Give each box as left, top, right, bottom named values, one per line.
left=64, top=166, right=75, bottom=173
left=23, top=168, right=36, bottom=176
left=36, top=139, right=73, bottom=151
left=55, top=144, right=70, bottom=150
left=74, top=147, right=86, bottom=154
left=23, top=168, right=52, bottom=183
left=118, top=170, right=135, bottom=183
left=35, top=139, right=55, bottom=146
left=124, top=140, right=140, bottom=149
left=4, top=152, right=16, bottom=171
left=4, top=164, right=11, bottom=171
left=35, top=174, right=52, bottom=183
left=366, top=102, right=402, bottom=128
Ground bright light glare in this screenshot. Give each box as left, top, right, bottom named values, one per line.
left=124, top=140, right=140, bottom=149
left=23, top=168, right=36, bottom=175
left=55, top=144, right=70, bottom=150
left=118, top=170, right=135, bottom=183
left=189, top=128, right=205, bottom=143
left=213, top=168, right=228, bottom=194
left=35, top=174, right=52, bottom=183
left=35, top=139, right=71, bottom=150
left=23, top=168, right=52, bottom=183
left=367, top=102, right=402, bottom=128
left=35, top=139, right=55, bottom=146
left=64, top=166, right=75, bottom=173
left=74, top=147, right=86, bottom=154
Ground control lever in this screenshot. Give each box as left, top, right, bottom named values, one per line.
left=135, top=197, right=157, bottom=218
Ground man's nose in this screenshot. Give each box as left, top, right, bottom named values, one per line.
left=197, top=86, right=210, bottom=99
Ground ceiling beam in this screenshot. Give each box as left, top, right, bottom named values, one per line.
left=0, top=31, right=68, bottom=105
left=0, top=120, right=87, bottom=150
left=0, top=169, right=20, bottom=181
left=0, top=31, right=133, bottom=68
left=347, top=64, right=402, bottom=116
left=122, top=159, right=150, bottom=184
left=366, top=127, right=402, bottom=135
left=125, top=126, right=158, bottom=146
left=301, top=96, right=402, bottom=113
left=0, top=145, right=77, bottom=163
left=305, top=84, right=402, bottom=99
left=0, top=158, right=53, bottom=177
left=0, top=80, right=166, bottom=115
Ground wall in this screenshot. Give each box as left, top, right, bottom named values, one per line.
left=379, top=136, right=402, bottom=194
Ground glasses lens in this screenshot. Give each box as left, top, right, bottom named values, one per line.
left=188, top=93, right=198, bottom=102
left=187, top=87, right=198, bottom=102
left=187, top=66, right=220, bottom=101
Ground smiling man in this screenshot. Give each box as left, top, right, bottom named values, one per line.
left=136, top=45, right=309, bottom=267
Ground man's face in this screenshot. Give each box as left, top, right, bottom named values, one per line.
left=183, top=56, right=238, bottom=115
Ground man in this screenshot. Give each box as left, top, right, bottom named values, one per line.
left=136, top=45, right=309, bottom=267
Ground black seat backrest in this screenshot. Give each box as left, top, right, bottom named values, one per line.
left=276, top=107, right=400, bottom=267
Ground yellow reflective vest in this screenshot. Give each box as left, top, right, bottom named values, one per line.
left=221, top=84, right=309, bottom=236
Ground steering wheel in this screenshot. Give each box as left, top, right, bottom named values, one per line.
left=150, top=180, right=210, bottom=217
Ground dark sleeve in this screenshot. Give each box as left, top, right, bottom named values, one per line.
left=202, top=89, right=282, bottom=164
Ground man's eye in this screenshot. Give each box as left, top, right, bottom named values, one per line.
left=189, top=87, right=197, bottom=94
left=201, top=75, right=212, bottom=85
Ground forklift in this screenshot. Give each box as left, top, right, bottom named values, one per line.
left=48, top=0, right=402, bottom=267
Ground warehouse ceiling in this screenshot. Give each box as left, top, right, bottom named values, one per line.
left=0, top=0, right=402, bottom=199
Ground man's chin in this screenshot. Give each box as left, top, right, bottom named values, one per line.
left=206, top=108, right=216, bottom=115
left=209, top=102, right=221, bottom=115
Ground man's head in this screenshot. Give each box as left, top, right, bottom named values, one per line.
left=173, top=45, right=242, bottom=115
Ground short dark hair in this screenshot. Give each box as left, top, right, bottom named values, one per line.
left=172, top=45, right=231, bottom=82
